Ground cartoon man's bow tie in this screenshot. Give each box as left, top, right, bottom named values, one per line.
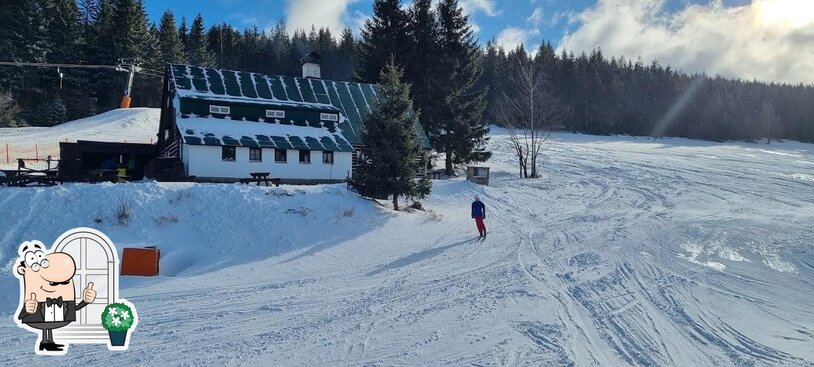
left=46, top=297, right=64, bottom=307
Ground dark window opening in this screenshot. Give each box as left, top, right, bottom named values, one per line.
left=222, top=146, right=236, bottom=161
left=275, top=149, right=287, bottom=163
left=323, top=151, right=334, bottom=164
left=249, top=147, right=262, bottom=162
left=299, top=150, right=311, bottom=164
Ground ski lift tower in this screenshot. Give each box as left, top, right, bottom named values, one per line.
left=116, top=58, right=142, bottom=108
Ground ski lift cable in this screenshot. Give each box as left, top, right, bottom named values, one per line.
left=0, top=61, right=164, bottom=79
left=0, top=61, right=121, bottom=70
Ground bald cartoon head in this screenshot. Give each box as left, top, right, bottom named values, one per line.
left=16, top=241, right=78, bottom=303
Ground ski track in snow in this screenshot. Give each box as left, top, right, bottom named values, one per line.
left=0, top=126, right=813, bottom=366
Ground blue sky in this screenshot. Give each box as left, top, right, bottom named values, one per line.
left=142, top=0, right=813, bottom=84
left=143, top=1, right=751, bottom=46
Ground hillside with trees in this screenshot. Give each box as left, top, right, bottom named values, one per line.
left=1, top=0, right=812, bottom=145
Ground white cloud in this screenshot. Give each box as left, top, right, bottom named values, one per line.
left=347, top=10, right=370, bottom=36
left=559, top=0, right=814, bottom=84
left=286, top=0, right=358, bottom=35
left=460, top=0, right=500, bottom=17
left=495, top=27, right=540, bottom=50
left=527, top=7, right=544, bottom=27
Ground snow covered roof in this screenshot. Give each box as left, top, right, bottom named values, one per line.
left=167, top=64, right=431, bottom=149
left=176, top=116, right=354, bottom=152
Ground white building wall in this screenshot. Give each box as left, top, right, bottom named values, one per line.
left=183, top=144, right=352, bottom=181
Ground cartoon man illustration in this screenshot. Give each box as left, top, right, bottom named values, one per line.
left=15, top=240, right=96, bottom=353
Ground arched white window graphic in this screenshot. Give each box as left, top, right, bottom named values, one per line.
left=52, top=228, right=118, bottom=343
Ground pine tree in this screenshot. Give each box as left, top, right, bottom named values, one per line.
left=268, top=21, right=293, bottom=76
left=187, top=14, right=215, bottom=67
left=406, top=0, right=442, bottom=148
left=178, top=16, right=189, bottom=59
left=355, top=0, right=410, bottom=83
left=480, top=40, right=503, bottom=124
left=353, top=62, right=431, bottom=210
left=109, top=0, right=151, bottom=59
left=0, top=0, right=48, bottom=102
left=336, top=27, right=355, bottom=81
left=87, top=0, right=118, bottom=109
left=158, top=9, right=185, bottom=64
left=44, top=0, right=95, bottom=122
left=0, top=91, right=22, bottom=127
left=77, top=0, right=100, bottom=25
left=435, top=0, right=489, bottom=175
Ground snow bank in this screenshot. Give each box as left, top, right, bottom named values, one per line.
left=0, top=182, right=381, bottom=311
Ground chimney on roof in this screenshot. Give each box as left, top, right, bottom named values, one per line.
left=300, top=51, right=321, bottom=79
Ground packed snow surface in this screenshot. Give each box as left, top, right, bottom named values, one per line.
left=1, top=129, right=813, bottom=366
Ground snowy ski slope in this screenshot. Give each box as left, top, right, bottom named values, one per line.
left=0, top=108, right=160, bottom=169
left=0, top=127, right=812, bottom=366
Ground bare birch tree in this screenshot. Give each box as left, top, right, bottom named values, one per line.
left=495, top=59, right=564, bottom=178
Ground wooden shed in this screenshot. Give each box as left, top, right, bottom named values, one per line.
left=466, top=166, right=490, bottom=186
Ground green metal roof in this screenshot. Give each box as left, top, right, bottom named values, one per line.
left=168, top=64, right=432, bottom=149
left=177, top=116, right=354, bottom=153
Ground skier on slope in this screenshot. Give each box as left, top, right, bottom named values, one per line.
left=472, top=196, right=487, bottom=238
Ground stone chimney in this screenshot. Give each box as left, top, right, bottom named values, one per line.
left=300, top=51, right=322, bottom=79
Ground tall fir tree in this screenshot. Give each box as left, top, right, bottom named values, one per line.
left=435, top=0, right=489, bottom=175
left=355, top=0, right=410, bottom=83
left=0, top=0, right=48, bottom=121
left=77, top=0, right=100, bottom=25
left=406, top=0, right=442, bottom=151
left=187, top=14, right=216, bottom=67
left=336, top=27, right=356, bottom=81
left=44, top=0, right=96, bottom=122
left=157, top=10, right=185, bottom=64
left=178, top=16, right=189, bottom=59
left=207, top=24, right=243, bottom=70
left=353, top=62, right=431, bottom=210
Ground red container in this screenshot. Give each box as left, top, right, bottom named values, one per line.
left=121, top=247, right=160, bottom=276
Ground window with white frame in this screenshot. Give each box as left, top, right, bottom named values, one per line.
left=221, top=146, right=236, bottom=161
left=274, top=149, right=287, bottom=163
left=299, top=150, right=311, bottom=164
left=210, top=105, right=230, bottom=114
left=249, top=147, right=262, bottom=162
left=266, top=110, right=285, bottom=119
left=322, top=151, right=334, bottom=164
left=320, top=113, right=339, bottom=121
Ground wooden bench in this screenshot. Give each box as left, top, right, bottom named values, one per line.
left=240, top=172, right=281, bottom=187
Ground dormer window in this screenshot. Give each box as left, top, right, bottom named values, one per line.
left=320, top=113, right=338, bottom=121
left=267, top=110, right=285, bottom=119
left=210, top=105, right=230, bottom=115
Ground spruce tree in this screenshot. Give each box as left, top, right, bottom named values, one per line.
left=0, top=91, right=22, bottom=127
left=354, top=62, right=431, bottom=210
left=77, top=0, right=100, bottom=25
left=355, top=0, right=410, bottom=83
left=178, top=16, right=189, bottom=59
left=406, top=0, right=442, bottom=148
left=44, top=0, right=96, bottom=122
left=187, top=14, right=215, bottom=67
left=435, top=0, right=490, bottom=175
left=158, top=10, right=185, bottom=64
left=336, top=28, right=355, bottom=81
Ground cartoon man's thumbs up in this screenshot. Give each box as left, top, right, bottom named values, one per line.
left=25, top=293, right=37, bottom=314
left=83, top=282, right=96, bottom=304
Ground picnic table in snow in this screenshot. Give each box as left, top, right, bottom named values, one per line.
left=240, top=172, right=280, bottom=187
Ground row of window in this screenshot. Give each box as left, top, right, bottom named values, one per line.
left=208, top=105, right=339, bottom=121
left=221, top=147, right=334, bottom=164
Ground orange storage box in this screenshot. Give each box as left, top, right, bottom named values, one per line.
left=121, top=247, right=160, bottom=276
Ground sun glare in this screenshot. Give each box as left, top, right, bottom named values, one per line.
left=755, top=0, right=814, bottom=28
